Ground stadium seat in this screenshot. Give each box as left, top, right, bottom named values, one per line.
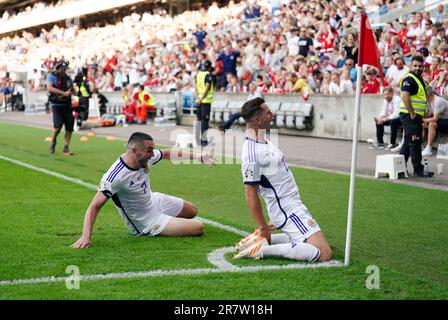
left=211, top=101, right=228, bottom=123
left=159, top=100, right=177, bottom=121
left=291, top=103, right=313, bottom=130
left=276, top=102, right=292, bottom=128
left=268, top=101, right=281, bottom=127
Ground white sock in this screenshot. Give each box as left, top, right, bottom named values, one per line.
left=261, top=242, right=320, bottom=262
left=271, top=233, right=290, bottom=245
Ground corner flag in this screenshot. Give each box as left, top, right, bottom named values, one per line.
left=344, top=12, right=382, bottom=266
left=358, top=12, right=383, bottom=78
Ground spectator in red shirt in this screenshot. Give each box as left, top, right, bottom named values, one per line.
left=362, top=68, right=381, bottom=94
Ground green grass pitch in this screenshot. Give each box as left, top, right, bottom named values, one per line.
left=0, top=122, right=447, bottom=299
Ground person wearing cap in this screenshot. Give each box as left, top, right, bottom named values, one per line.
left=46, top=60, right=75, bottom=156
left=319, top=55, right=335, bottom=73
left=195, top=60, right=216, bottom=146
left=399, top=55, right=433, bottom=177
left=416, top=46, right=430, bottom=67
left=361, top=67, right=381, bottom=94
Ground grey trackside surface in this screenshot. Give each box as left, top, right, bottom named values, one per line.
left=1, top=112, right=447, bottom=191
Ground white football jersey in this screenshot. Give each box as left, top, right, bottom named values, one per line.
left=241, top=137, right=307, bottom=229
left=98, top=150, right=164, bottom=235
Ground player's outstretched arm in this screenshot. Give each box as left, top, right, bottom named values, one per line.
left=162, top=148, right=216, bottom=167
left=70, top=192, right=108, bottom=249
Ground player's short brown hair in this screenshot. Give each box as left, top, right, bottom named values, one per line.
left=241, top=97, right=266, bottom=122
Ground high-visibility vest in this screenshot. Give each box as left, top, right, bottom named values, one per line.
left=80, top=76, right=90, bottom=98
left=196, top=71, right=214, bottom=104
left=399, top=73, right=427, bottom=116
left=138, top=90, right=157, bottom=108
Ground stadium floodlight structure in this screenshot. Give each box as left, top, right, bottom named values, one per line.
left=344, top=12, right=383, bottom=266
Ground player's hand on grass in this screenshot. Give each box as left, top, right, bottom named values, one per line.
left=70, top=237, right=91, bottom=249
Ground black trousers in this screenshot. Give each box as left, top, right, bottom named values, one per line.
left=376, top=117, right=401, bottom=145
left=196, top=103, right=211, bottom=143
left=221, top=112, right=241, bottom=130
left=399, top=113, right=423, bottom=174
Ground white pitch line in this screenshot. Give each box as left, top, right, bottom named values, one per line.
left=207, top=247, right=237, bottom=269
left=0, top=260, right=345, bottom=286
left=0, top=155, right=247, bottom=237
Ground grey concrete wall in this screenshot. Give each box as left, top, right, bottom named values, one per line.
left=211, top=92, right=384, bottom=141
left=23, top=90, right=385, bottom=141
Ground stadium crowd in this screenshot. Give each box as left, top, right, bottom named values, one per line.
left=1, top=0, right=448, bottom=102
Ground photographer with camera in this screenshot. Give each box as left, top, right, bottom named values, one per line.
left=47, top=60, right=75, bottom=156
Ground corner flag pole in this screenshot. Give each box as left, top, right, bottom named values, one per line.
left=344, top=12, right=365, bottom=266
left=344, top=12, right=382, bottom=266
left=344, top=63, right=362, bottom=266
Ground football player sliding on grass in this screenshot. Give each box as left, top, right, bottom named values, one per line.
left=234, top=98, right=332, bottom=262
left=71, top=132, right=216, bottom=249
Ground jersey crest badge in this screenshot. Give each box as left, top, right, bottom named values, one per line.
left=308, top=219, right=317, bottom=228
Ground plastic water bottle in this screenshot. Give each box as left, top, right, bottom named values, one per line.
left=423, top=158, right=430, bottom=177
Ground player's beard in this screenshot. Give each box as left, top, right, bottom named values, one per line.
left=138, top=157, right=148, bottom=169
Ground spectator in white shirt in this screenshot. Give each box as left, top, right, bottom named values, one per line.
left=339, top=69, right=354, bottom=94
left=369, top=86, right=402, bottom=150
left=386, top=57, right=410, bottom=90
left=406, top=19, right=424, bottom=39
left=328, top=72, right=341, bottom=94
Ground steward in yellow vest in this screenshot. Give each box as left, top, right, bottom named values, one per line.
left=399, top=55, right=433, bottom=177
left=195, top=60, right=216, bottom=146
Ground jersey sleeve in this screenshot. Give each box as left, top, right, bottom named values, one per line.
left=241, top=159, right=261, bottom=185
left=149, top=149, right=164, bottom=166
left=98, top=174, right=121, bottom=199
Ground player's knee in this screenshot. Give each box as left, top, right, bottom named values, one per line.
left=190, top=203, right=198, bottom=216
left=319, top=245, right=332, bottom=262
left=193, top=220, right=204, bottom=236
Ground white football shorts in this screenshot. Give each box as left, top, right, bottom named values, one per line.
left=279, top=205, right=321, bottom=243
left=142, top=192, right=184, bottom=236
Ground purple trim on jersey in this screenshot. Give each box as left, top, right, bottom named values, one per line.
left=311, top=249, right=321, bottom=262
left=245, top=137, right=268, bottom=144
left=107, top=162, right=125, bottom=182
left=119, top=157, right=138, bottom=171
left=244, top=181, right=261, bottom=185
left=260, top=175, right=288, bottom=229
left=290, top=214, right=307, bottom=235
left=151, top=150, right=164, bottom=165
left=102, top=190, right=113, bottom=199
left=291, top=213, right=309, bottom=234
left=111, top=194, right=142, bottom=235
left=246, top=140, right=255, bottom=163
